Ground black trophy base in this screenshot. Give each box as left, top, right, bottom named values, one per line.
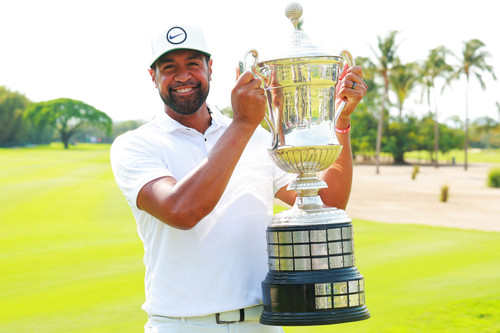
left=260, top=222, right=371, bottom=326
left=260, top=305, right=370, bottom=326
left=260, top=271, right=370, bottom=326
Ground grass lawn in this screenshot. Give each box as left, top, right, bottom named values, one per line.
left=1, top=144, right=499, bottom=332
left=284, top=221, right=500, bottom=333
left=404, top=148, right=500, bottom=165
left=0, top=144, right=146, bottom=332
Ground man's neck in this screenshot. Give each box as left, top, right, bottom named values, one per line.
left=164, top=104, right=212, bottom=134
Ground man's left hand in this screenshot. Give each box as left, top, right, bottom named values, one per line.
left=336, top=65, right=367, bottom=124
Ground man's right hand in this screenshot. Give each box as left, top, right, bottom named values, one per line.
left=231, top=71, right=267, bottom=129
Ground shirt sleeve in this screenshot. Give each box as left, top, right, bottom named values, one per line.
left=110, top=132, right=173, bottom=210
left=272, top=161, right=296, bottom=195
left=250, top=125, right=296, bottom=195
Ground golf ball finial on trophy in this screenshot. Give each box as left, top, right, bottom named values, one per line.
left=243, top=2, right=371, bottom=326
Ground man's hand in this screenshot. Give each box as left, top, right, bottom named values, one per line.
left=231, top=71, right=267, bottom=129
left=336, top=65, right=367, bottom=127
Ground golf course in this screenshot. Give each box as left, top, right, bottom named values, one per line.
left=1, top=144, right=499, bottom=332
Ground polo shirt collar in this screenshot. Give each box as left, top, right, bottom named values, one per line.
left=154, top=105, right=230, bottom=134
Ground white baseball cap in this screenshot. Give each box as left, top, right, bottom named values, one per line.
left=150, top=24, right=211, bottom=67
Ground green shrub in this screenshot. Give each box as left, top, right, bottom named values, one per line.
left=440, top=184, right=449, bottom=202
left=411, top=165, right=419, bottom=180
left=487, top=168, right=500, bottom=188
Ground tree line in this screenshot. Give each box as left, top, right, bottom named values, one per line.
left=0, top=89, right=114, bottom=149
left=1, top=31, right=498, bottom=159
left=358, top=31, right=498, bottom=170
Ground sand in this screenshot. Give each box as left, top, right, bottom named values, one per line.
left=346, top=163, right=500, bottom=232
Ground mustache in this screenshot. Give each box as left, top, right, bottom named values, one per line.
left=169, top=81, right=200, bottom=91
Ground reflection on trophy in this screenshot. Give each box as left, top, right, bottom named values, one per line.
left=243, top=2, right=371, bottom=326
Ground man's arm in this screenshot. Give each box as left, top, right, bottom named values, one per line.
left=137, top=72, right=266, bottom=230
left=275, top=66, right=367, bottom=209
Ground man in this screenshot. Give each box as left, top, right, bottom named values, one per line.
left=110, top=23, right=367, bottom=333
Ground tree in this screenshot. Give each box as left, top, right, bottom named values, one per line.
left=351, top=56, right=380, bottom=162
left=419, top=46, right=453, bottom=168
left=447, top=39, right=497, bottom=170
left=389, top=60, right=419, bottom=164
left=390, top=60, right=419, bottom=121
left=470, top=116, right=499, bottom=148
left=351, top=104, right=378, bottom=161
left=385, top=113, right=419, bottom=163
left=418, top=113, right=438, bottom=161
left=0, top=86, right=30, bottom=146
left=24, top=98, right=112, bottom=149
left=111, top=120, right=145, bottom=140
left=370, top=31, right=401, bottom=174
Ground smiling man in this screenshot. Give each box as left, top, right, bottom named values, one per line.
left=151, top=49, right=210, bottom=117
left=110, top=23, right=367, bottom=333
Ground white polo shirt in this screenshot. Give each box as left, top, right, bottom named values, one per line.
left=110, top=107, right=294, bottom=317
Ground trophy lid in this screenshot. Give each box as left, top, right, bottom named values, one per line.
left=280, top=2, right=336, bottom=58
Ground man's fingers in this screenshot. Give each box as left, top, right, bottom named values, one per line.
left=236, top=71, right=256, bottom=85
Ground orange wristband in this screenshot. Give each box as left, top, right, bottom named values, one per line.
left=335, top=124, right=351, bottom=133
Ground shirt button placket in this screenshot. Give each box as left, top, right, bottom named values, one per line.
left=204, top=135, right=213, bottom=153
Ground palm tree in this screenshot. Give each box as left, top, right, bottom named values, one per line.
left=370, top=31, right=401, bottom=174
left=420, top=46, right=453, bottom=168
left=390, top=59, right=419, bottom=121
left=447, top=39, right=497, bottom=170
left=352, top=56, right=380, bottom=161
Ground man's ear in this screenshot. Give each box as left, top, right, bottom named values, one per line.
left=148, top=68, right=158, bottom=88
left=208, top=58, right=213, bottom=82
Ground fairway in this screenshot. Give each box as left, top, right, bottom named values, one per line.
left=1, top=145, right=499, bottom=332
left=0, top=144, right=146, bottom=332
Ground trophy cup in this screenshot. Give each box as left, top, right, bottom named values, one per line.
left=242, top=2, right=370, bottom=326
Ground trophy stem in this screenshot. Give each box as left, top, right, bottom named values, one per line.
left=295, top=194, right=324, bottom=211
left=288, top=172, right=326, bottom=210
left=289, top=172, right=326, bottom=194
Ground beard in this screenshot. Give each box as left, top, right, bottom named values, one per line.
left=159, top=82, right=210, bottom=116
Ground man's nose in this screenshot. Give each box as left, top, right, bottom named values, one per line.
left=174, top=67, right=191, bottom=82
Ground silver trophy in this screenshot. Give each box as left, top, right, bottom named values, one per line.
left=242, top=2, right=370, bottom=326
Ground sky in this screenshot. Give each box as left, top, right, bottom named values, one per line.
left=1, top=0, right=499, bottom=123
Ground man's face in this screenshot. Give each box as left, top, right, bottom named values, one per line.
left=149, top=49, right=212, bottom=116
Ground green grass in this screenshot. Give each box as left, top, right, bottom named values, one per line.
left=284, top=221, right=500, bottom=333
left=404, top=148, right=500, bottom=165
left=274, top=205, right=500, bottom=333
left=1, top=145, right=499, bottom=332
left=358, top=149, right=500, bottom=165
left=0, top=144, right=146, bottom=332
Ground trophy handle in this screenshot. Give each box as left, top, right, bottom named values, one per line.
left=335, top=50, right=356, bottom=123
left=239, top=50, right=276, bottom=137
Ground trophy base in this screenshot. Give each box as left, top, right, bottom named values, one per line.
left=261, top=221, right=370, bottom=326
left=260, top=305, right=370, bottom=326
